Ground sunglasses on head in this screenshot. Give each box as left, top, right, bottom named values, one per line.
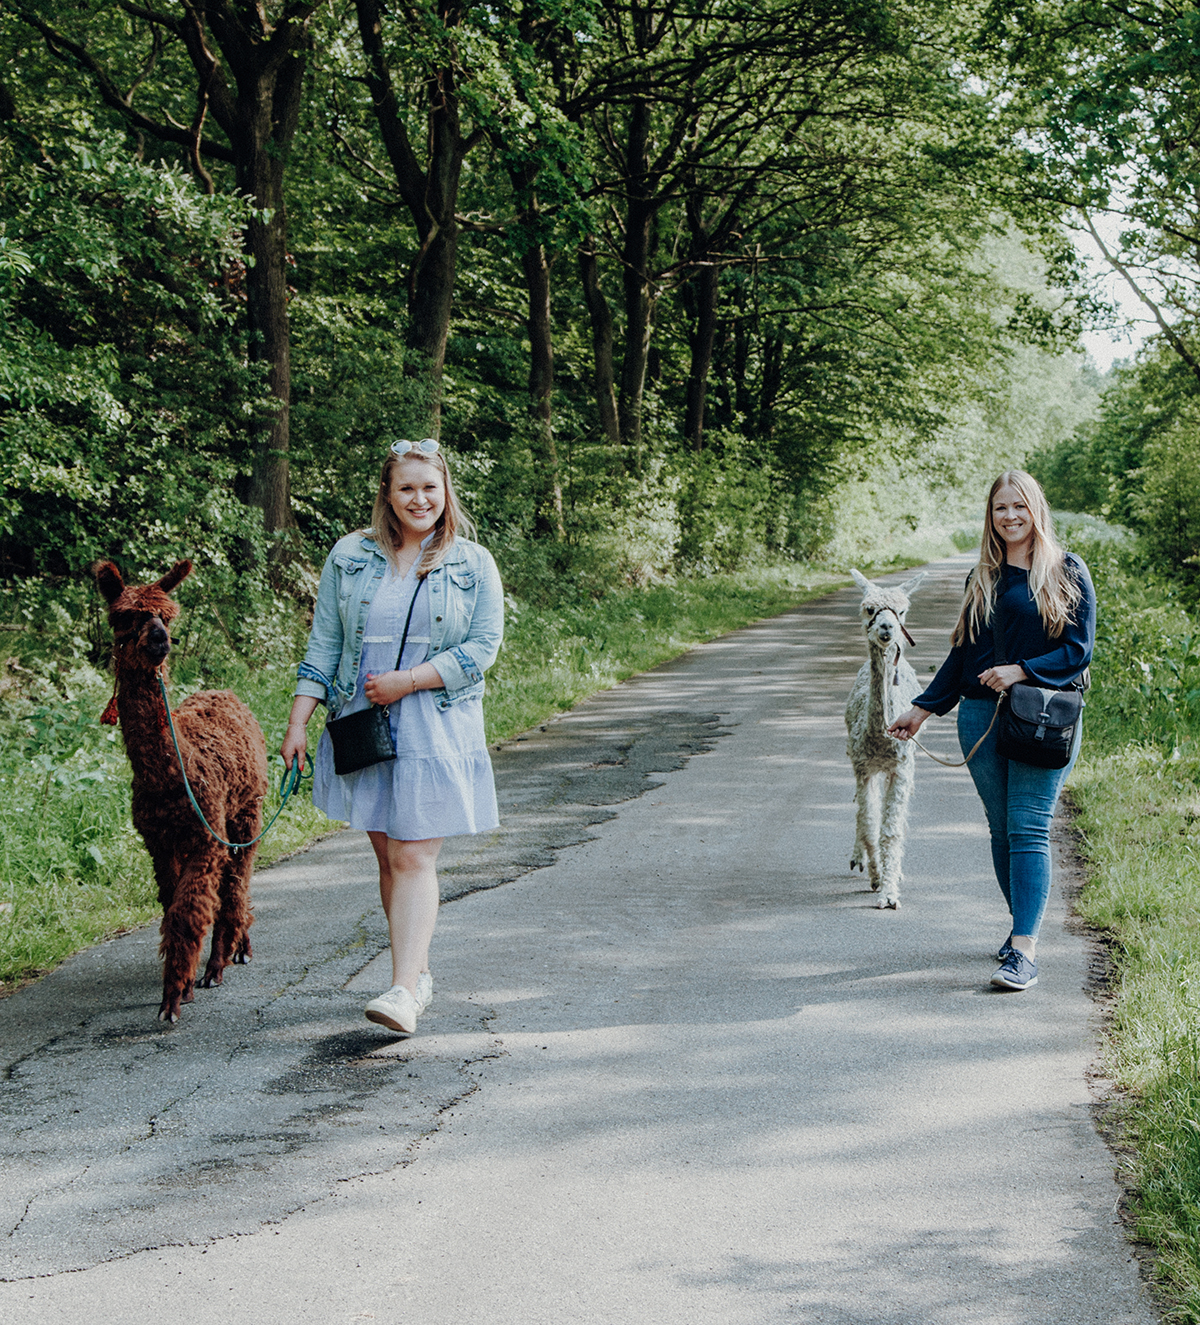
left=390, top=438, right=439, bottom=458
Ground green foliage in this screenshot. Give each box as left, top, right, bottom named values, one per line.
left=0, top=123, right=268, bottom=583
left=1030, top=347, right=1200, bottom=597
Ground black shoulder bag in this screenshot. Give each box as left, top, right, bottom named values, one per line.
left=991, top=595, right=1085, bottom=770
left=324, top=578, right=422, bottom=776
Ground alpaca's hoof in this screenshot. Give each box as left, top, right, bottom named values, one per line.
left=869, top=879, right=881, bottom=892
left=157, top=1005, right=180, bottom=1024
left=199, top=968, right=224, bottom=989
left=233, top=942, right=252, bottom=964
left=879, top=896, right=900, bottom=910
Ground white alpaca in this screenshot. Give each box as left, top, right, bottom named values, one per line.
left=844, top=568, right=928, bottom=909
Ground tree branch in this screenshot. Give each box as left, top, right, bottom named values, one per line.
left=1082, top=210, right=1200, bottom=385
left=10, top=2, right=236, bottom=163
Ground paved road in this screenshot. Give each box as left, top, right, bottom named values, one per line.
left=0, top=555, right=1157, bottom=1323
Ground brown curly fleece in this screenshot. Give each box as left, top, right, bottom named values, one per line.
left=95, top=559, right=269, bottom=1024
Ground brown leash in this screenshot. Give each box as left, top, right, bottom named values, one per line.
left=908, top=694, right=1005, bottom=768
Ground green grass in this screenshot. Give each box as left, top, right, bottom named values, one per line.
left=1057, top=527, right=1200, bottom=1321
left=1070, top=748, right=1200, bottom=1321
left=1, top=554, right=923, bottom=992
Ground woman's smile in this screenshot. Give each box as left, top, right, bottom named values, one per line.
left=991, top=484, right=1033, bottom=555
left=389, top=460, right=446, bottom=541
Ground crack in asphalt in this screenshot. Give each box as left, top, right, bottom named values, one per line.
left=0, top=704, right=727, bottom=1280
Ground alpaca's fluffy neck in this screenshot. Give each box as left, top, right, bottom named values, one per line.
left=113, top=669, right=181, bottom=787
left=867, top=644, right=900, bottom=729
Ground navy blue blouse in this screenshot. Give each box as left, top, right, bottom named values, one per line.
left=912, top=553, right=1096, bottom=716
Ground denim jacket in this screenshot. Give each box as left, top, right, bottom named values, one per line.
left=295, top=533, right=504, bottom=716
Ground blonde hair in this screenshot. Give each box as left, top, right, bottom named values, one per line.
left=368, top=447, right=476, bottom=576
left=952, top=469, right=1081, bottom=646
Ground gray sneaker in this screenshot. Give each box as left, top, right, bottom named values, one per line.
left=364, top=984, right=419, bottom=1033
left=415, top=970, right=433, bottom=1014
left=990, top=949, right=1038, bottom=991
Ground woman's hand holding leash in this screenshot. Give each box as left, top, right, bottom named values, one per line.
left=887, top=705, right=931, bottom=741
left=281, top=695, right=319, bottom=771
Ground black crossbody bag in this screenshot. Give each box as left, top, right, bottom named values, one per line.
left=991, top=597, right=1086, bottom=770
left=325, top=579, right=423, bottom=776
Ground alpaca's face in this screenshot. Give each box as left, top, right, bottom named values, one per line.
left=107, top=589, right=180, bottom=668
left=95, top=560, right=191, bottom=671
left=860, top=595, right=910, bottom=653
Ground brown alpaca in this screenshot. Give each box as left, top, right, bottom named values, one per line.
left=95, top=559, right=268, bottom=1023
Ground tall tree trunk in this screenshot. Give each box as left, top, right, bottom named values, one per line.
left=618, top=96, right=655, bottom=469
left=758, top=331, right=784, bottom=439
left=521, top=236, right=565, bottom=539
left=356, top=0, right=474, bottom=435
left=230, top=54, right=306, bottom=542
left=578, top=239, right=620, bottom=448
left=684, top=261, right=719, bottom=451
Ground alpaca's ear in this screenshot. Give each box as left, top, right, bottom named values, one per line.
left=94, top=561, right=125, bottom=605
left=850, top=569, right=872, bottom=593
left=899, top=571, right=928, bottom=598
left=157, top=560, right=193, bottom=595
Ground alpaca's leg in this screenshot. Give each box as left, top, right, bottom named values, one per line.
left=877, top=761, right=915, bottom=909
left=850, top=769, right=867, bottom=874
left=158, top=849, right=221, bottom=1023
left=150, top=856, right=175, bottom=911
left=852, top=770, right=882, bottom=890
left=201, top=836, right=258, bottom=987
left=203, top=799, right=262, bottom=982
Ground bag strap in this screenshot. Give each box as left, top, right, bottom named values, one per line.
left=391, top=578, right=423, bottom=673
left=371, top=578, right=423, bottom=714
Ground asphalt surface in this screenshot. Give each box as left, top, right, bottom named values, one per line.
left=0, top=555, right=1159, bottom=1323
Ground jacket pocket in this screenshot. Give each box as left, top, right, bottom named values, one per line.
left=448, top=569, right=477, bottom=590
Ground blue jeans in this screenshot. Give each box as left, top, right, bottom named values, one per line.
left=956, top=698, right=1082, bottom=939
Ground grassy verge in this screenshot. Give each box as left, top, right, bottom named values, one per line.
left=1056, top=523, right=1200, bottom=1320
left=1070, top=750, right=1200, bottom=1321
left=0, top=554, right=926, bottom=992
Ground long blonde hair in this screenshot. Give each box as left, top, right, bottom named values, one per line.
left=952, top=469, right=1081, bottom=646
left=368, top=447, right=476, bottom=577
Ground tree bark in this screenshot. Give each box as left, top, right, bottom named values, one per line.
left=578, top=239, right=621, bottom=448
left=520, top=235, right=566, bottom=539
left=683, top=261, right=719, bottom=451
left=617, top=96, right=655, bottom=469
left=758, top=331, right=784, bottom=439
left=15, top=0, right=318, bottom=546
left=224, top=38, right=308, bottom=540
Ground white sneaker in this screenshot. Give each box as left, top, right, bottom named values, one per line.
left=364, top=984, right=419, bottom=1034
left=415, top=970, right=433, bottom=1014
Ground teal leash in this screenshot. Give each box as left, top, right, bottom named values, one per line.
left=156, top=671, right=311, bottom=852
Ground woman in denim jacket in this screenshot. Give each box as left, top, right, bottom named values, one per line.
left=281, top=440, right=503, bottom=1036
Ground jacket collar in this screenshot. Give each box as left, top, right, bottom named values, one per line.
left=355, top=533, right=467, bottom=566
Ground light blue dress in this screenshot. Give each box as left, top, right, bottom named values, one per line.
left=312, top=562, right=499, bottom=841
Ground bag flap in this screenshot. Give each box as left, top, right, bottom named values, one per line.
left=1007, top=684, right=1082, bottom=725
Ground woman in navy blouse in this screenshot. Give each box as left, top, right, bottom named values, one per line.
left=889, top=471, right=1095, bottom=992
